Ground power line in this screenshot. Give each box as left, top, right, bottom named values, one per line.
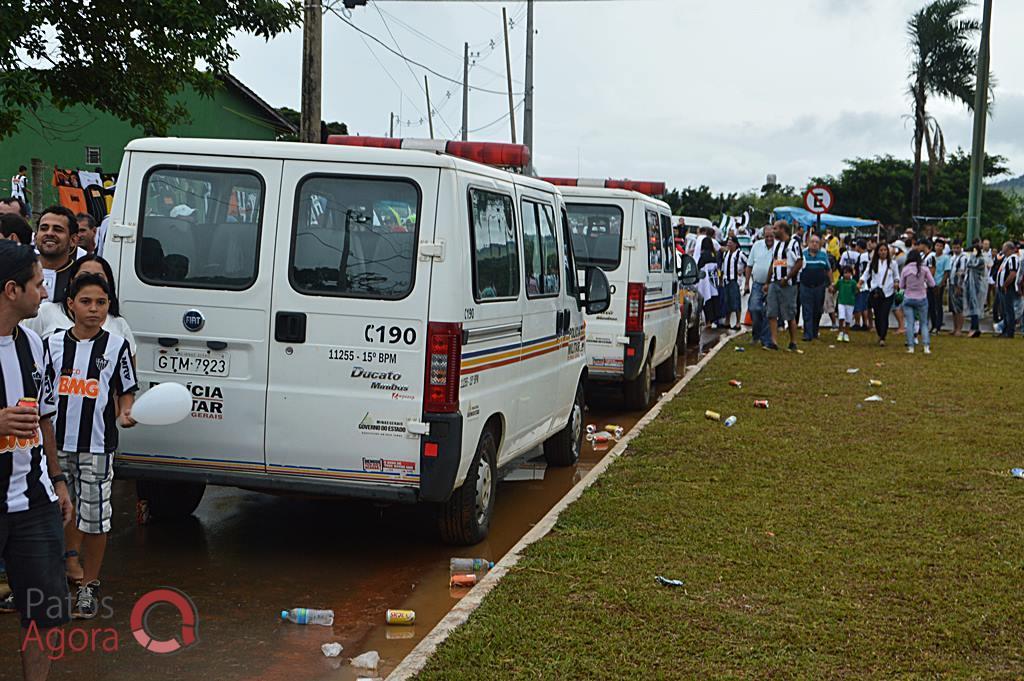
left=469, top=98, right=524, bottom=134
left=326, top=6, right=524, bottom=96
left=352, top=28, right=429, bottom=134
left=372, top=2, right=457, bottom=137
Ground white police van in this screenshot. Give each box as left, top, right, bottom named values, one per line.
left=104, top=136, right=610, bottom=545
left=544, top=179, right=696, bottom=409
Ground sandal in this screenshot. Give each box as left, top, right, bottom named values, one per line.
left=65, top=550, right=84, bottom=585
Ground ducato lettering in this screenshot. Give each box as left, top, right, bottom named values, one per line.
left=351, top=367, right=403, bottom=381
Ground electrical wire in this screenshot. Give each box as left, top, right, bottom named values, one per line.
left=326, top=6, right=524, bottom=96
left=468, top=98, right=524, bottom=134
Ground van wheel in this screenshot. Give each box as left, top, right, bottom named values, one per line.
left=544, top=382, right=584, bottom=467
left=438, top=429, right=497, bottom=545
left=677, top=321, right=688, bottom=352
left=136, top=480, right=206, bottom=520
left=623, top=358, right=652, bottom=410
left=655, top=343, right=679, bottom=383
left=687, top=319, right=701, bottom=347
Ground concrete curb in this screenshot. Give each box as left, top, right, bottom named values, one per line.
left=386, top=331, right=743, bottom=680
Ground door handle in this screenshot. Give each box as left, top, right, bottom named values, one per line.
left=274, top=312, right=307, bottom=344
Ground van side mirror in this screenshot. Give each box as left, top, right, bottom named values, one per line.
left=580, top=267, right=611, bottom=315
left=678, top=254, right=698, bottom=286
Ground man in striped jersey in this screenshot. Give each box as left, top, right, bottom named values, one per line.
left=995, top=241, right=1019, bottom=338
left=42, top=273, right=137, bottom=620
left=0, top=240, right=73, bottom=680
left=763, top=221, right=804, bottom=351
left=721, top=237, right=747, bottom=331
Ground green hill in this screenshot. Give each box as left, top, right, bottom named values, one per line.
left=991, top=174, right=1024, bottom=195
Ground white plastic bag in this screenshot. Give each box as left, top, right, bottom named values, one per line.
left=321, top=642, right=343, bottom=658
left=351, top=651, right=381, bottom=670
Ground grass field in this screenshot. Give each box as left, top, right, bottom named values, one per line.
left=417, top=333, right=1024, bottom=680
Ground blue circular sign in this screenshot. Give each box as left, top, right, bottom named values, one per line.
left=182, top=309, right=205, bottom=333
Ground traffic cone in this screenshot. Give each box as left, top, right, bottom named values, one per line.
left=744, top=309, right=752, bottom=326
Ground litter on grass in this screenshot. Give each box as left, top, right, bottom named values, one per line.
left=846, top=368, right=860, bottom=374
left=321, top=643, right=343, bottom=658
left=864, top=395, right=883, bottom=402
left=1011, top=468, right=1024, bottom=479
left=655, top=576, right=685, bottom=587
left=734, top=346, right=746, bottom=352
left=729, top=379, right=742, bottom=388
left=869, top=379, right=882, bottom=387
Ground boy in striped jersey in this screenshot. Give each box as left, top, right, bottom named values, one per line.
left=41, top=273, right=137, bottom=619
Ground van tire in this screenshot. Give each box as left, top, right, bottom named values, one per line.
left=437, top=429, right=497, bottom=545
left=136, top=480, right=206, bottom=520
left=655, top=343, right=678, bottom=383
left=687, top=319, right=701, bottom=347
left=623, top=358, right=652, bottom=410
left=544, top=382, right=584, bottom=467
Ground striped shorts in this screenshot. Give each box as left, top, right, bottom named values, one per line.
left=58, top=451, right=114, bottom=534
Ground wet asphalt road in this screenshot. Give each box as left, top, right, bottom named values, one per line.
left=0, top=330, right=725, bottom=680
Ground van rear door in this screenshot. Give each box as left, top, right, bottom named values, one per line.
left=114, top=155, right=281, bottom=476
left=264, top=162, right=439, bottom=490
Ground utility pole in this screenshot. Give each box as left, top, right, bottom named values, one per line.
left=502, top=7, right=517, bottom=144
left=425, top=76, right=435, bottom=139
left=966, top=0, right=993, bottom=246
left=462, top=42, right=470, bottom=141
left=389, top=112, right=395, bottom=138
left=523, top=0, right=535, bottom=172
left=300, top=0, right=322, bottom=144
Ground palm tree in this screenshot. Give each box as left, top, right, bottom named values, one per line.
left=907, top=0, right=980, bottom=217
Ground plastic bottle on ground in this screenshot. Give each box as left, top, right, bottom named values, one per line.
left=723, top=415, right=737, bottom=427
left=280, top=608, right=334, bottom=626
left=449, top=558, right=494, bottom=573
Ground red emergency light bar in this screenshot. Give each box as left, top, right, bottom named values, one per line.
left=539, top=177, right=666, bottom=196
left=326, top=136, right=531, bottom=170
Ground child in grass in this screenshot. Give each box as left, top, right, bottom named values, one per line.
left=42, top=273, right=137, bottom=618
left=835, top=266, right=857, bottom=343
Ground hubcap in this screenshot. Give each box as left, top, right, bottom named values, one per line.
left=570, top=399, right=582, bottom=459
left=475, top=455, right=493, bottom=526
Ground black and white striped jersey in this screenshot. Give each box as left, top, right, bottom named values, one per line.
left=722, top=249, right=748, bottom=282
left=43, top=329, right=138, bottom=454
left=0, top=326, right=57, bottom=514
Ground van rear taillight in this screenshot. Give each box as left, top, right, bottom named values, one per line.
left=626, top=283, right=645, bottom=333
left=425, top=322, right=463, bottom=414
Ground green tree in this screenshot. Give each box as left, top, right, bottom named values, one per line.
left=275, top=107, right=348, bottom=142
left=0, top=0, right=301, bottom=139
left=906, top=0, right=982, bottom=217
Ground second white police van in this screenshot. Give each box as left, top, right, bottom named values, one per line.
left=543, top=178, right=697, bottom=410
left=103, top=136, right=610, bottom=545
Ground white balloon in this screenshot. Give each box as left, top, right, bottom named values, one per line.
left=131, top=383, right=192, bottom=426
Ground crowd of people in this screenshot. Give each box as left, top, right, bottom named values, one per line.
left=689, top=219, right=1023, bottom=353
left=0, top=194, right=136, bottom=680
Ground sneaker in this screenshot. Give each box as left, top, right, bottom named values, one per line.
left=762, top=342, right=779, bottom=351
left=73, top=581, right=101, bottom=620
left=907, top=346, right=914, bottom=354
left=879, top=339, right=886, bottom=347
left=787, top=342, right=799, bottom=352
left=924, top=346, right=931, bottom=354
left=0, top=592, right=16, bottom=614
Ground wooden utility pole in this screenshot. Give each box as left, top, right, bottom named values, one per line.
left=300, top=0, right=322, bottom=143
left=966, top=0, right=993, bottom=246
left=502, top=7, right=517, bottom=144
left=523, top=0, right=535, bottom=171
left=462, top=42, right=470, bottom=141
left=425, top=76, right=435, bottom=139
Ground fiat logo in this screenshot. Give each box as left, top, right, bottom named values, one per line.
left=182, top=310, right=205, bottom=333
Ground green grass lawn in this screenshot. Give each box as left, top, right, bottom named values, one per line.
left=417, top=333, right=1024, bottom=680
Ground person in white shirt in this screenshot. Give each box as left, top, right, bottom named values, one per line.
left=859, top=242, right=900, bottom=346
left=35, top=205, right=80, bottom=302
left=24, top=255, right=136, bottom=355
left=947, top=240, right=969, bottom=336
left=9, top=165, right=30, bottom=217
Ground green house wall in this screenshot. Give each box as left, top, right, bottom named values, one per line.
left=1, top=83, right=285, bottom=204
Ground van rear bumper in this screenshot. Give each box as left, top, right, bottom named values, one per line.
left=622, top=331, right=646, bottom=380
left=114, top=460, right=419, bottom=503
left=417, top=412, right=464, bottom=503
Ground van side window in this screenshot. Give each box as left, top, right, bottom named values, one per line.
left=566, top=204, right=623, bottom=271
left=137, top=168, right=263, bottom=290
left=290, top=175, right=420, bottom=300
left=521, top=199, right=560, bottom=298
left=660, top=213, right=675, bottom=273
left=646, top=210, right=663, bottom=273
left=560, top=208, right=579, bottom=297
left=469, top=189, right=519, bottom=301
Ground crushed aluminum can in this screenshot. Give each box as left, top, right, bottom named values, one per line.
left=728, top=380, right=742, bottom=388
left=753, top=400, right=769, bottom=409
left=655, top=575, right=685, bottom=587
left=385, top=609, right=416, bottom=625
left=585, top=424, right=596, bottom=435
left=869, top=379, right=882, bottom=387
left=449, top=574, right=477, bottom=588
left=704, top=410, right=721, bottom=421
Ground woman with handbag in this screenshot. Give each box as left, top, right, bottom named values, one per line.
left=859, top=242, right=900, bottom=346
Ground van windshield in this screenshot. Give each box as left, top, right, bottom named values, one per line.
left=137, top=168, right=263, bottom=290
left=291, top=176, right=420, bottom=300
left=566, top=204, right=624, bottom=271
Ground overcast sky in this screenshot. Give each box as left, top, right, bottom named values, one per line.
left=230, top=0, right=1024, bottom=195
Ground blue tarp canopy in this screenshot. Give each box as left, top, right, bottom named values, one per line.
left=772, top=206, right=878, bottom=231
